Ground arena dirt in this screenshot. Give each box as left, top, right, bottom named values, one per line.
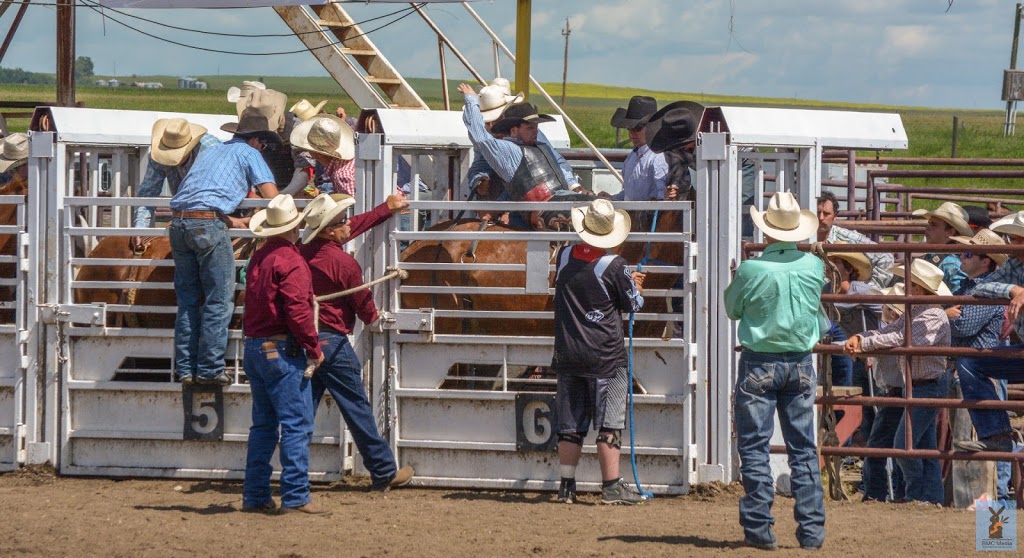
left=0, top=466, right=989, bottom=557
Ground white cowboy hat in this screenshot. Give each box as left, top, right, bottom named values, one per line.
left=912, top=201, right=972, bottom=237
left=880, top=283, right=906, bottom=317
left=290, top=114, right=354, bottom=161
left=888, top=259, right=953, bottom=296
left=749, top=192, right=818, bottom=242
left=478, top=84, right=524, bottom=123
left=0, top=133, right=29, bottom=173
left=490, top=77, right=512, bottom=96
left=289, top=98, right=328, bottom=122
left=991, top=210, right=1024, bottom=239
left=150, top=118, right=207, bottom=167
left=951, top=228, right=1008, bottom=265
left=299, top=193, right=356, bottom=244
left=226, top=80, right=266, bottom=103
left=571, top=198, right=631, bottom=249
left=249, top=194, right=304, bottom=237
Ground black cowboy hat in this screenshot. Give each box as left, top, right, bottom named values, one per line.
left=610, top=95, right=657, bottom=130
left=222, top=107, right=283, bottom=143
left=643, top=100, right=705, bottom=153
left=491, top=102, right=556, bottom=135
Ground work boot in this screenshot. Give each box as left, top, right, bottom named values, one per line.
left=177, top=374, right=194, bottom=385
left=955, top=432, right=1013, bottom=453
left=241, top=500, right=279, bottom=514
left=556, top=479, right=577, bottom=504
left=600, top=478, right=644, bottom=505
left=744, top=539, right=779, bottom=551
left=281, top=502, right=331, bottom=516
left=199, top=372, right=233, bottom=386
left=371, top=465, right=415, bottom=492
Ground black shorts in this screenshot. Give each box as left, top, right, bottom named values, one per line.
left=555, top=367, right=628, bottom=434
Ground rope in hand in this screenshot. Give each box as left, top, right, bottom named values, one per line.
left=811, top=242, right=849, bottom=501
left=304, top=267, right=409, bottom=378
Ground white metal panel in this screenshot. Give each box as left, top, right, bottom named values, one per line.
left=702, top=106, right=908, bottom=150
left=37, top=107, right=235, bottom=147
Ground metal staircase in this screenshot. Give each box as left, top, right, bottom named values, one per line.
left=274, top=3, right=429, bottom=110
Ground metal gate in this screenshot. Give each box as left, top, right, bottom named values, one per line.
left=0, top=181, right=30, bottom=470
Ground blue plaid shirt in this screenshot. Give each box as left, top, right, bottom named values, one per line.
left=170, top=138, right=275, bottom=215
left=950, top=271, right=1004, bottom=349
left=134, top=133, right=221, bottom=228
left=826, top=225, right=894, bottom=288
left=612, top=144, right=668, bottom=201
left=922, top=252, right=968, bottom=294
left=974, top=257, right=1024, bottom=340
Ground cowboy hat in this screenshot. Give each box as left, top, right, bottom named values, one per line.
left=880, top=283, right=906, bottom=317
left=991, top=210, right=1024, bottom=239
left=225, top=88, right=288, bottom=130
left=750, top=192, right=818, bottom=242
left=911, top=201, right=972, bottom=237
left=249, top=194, right=304, bottom=237
left=0, top=133, right=29, bottom=173
left=150, top=118, right=207, bottom=167
left=491, top=102, right=556, bottom=135
left=299, top=193, right=357, bottom=244
left=226, top=80, right=266, bottom=103
left=951, top=228, right=1008, bottom=265
left=963, top=205, right=993, bottom=231
left=227, top=108, right=282, bottom=143
left=478, top=85, right=524, bottom=123
left=829, top=242, right=873, bottom=281
left=888, top=259, right=953, bottom=296
left=643, top=100, right=705, bottom=153
left=610, top=96, right=658, bottom=130
left=290, top=98, right=328, bottom=122
left=490, top=77, right=513, bottom=96
left=290, top=114, right=354, bottom=161
left=571, top=198, right=631, bottom=249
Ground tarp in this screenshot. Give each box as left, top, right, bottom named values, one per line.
left=95, top=1, right=471, bottom=7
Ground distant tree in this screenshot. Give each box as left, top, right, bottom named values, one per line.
left=74, top=56, right=94, bottom=80
left=0, top=66, right=54, bottom=85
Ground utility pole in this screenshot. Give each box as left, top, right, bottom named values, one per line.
left=560, top=18, right=571, bottom=106
left=1005, top=2, right=1022, bottom=136
left=515, top=0, right=531, bottom=100
left=56, top=0, right=76, bottom=107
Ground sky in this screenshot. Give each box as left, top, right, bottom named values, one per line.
left=3, top=0, right=1021, bottom=109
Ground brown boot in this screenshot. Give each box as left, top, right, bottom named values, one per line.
left=371, top=465, right=415, bottom=492
left=282, top=502, right=331, bottom=516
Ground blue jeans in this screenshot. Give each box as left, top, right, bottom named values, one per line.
left=851, top=359, right=874, bottom=442
left=955, top=346, right=1024, bottom=439
left=243, top=337, right=314, bottom=509
left=894, top=374, right=946, bottom=504
left=862, top=387, right=906, bottom=501
left=734, top=350, right=826, bottom=548
left=827, top=324, right=853, bottom=387
left=168, top=218, right=235, bottom=381
left=311, top=330, right=397, bottom=485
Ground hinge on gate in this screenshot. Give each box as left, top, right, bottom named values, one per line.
left=688, top=343, right=699, bottom=386
left=17, top=232, right=29, bottom=272
left=685, top=242, right=699, bottom=284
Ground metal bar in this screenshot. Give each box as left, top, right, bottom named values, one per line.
left=822, top=155, right=1024, bottom=166
left=877, top=184, right=1024, bottom=196
left=774, top=445, right=1024, bottom=462
left=392, top=231, right=684, bottom=242
left=846, top=149, right=856, bottom=211
left=0, top=0, right=29, bottom=65
left=437, top=38, right=450, bottom=111
left=744, top=242, right=1024, bottom=255
left=403, top=200, right=688, bottom=210
left=819, top=395, right=1024, bottom=411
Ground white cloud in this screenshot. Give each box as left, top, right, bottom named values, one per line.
left=879, top=25, right=940, bottom=59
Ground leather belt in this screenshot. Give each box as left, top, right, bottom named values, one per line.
left=172, top=210, right=221, bottom=220
left=267, top=334, right=288, bottom=342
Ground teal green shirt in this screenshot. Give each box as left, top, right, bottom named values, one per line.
left=724, top=242, right=825, bottom=353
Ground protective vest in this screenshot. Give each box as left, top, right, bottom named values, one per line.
left=506, top=145, right=569, bottom=202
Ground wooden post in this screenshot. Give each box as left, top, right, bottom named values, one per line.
left=560, top=18, right=571, bottom=107
left=1006, top=3, right=1022, bottom=136
left=56, top=0, right=76, bottom=107
left=438, top=38, right=450, bottom=111
left=952, top=116, right=959, bottom=158
left=514, top=0, right=531, bottom=101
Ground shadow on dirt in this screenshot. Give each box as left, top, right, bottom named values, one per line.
left=133, top=503, right=237, bottom=515
left=442, top=491, right=559, bottom=505
left=598, top=534, right=745, bottom=550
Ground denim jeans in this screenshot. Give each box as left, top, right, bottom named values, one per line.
left=734, top=350, right=826, bottom=548
left=311, top=330, right=397, bottom=485
left=168, top=218, right=235, bottom=381
left=955, top=346, right=1024, bottom=440
left=826, top=323, right=853, bottom=387
left=851, top=359, right=875, bottom=442
left=242, top=337, right=314, bottom=509
left=995, top=378, right=1011, bottom=501
left=862, top=387, right=906, bottom=501
left=894, top=373, right=946, bottom=504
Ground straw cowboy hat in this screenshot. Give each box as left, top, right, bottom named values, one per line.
left=610, top=96, right=657, bottom=130
left=299, top=192, right=357, bottom=244
left=150, top=118, right=207, bottom=167
left=290, top=114, right=354, bottom=161
left=290, top=98, right=328, bottom=122
left=225, top=88, right=288, bottom=130
left=951, top=228, right=1008, bottom=265
left=226, top=80, right=266, bottom=103
left=478, top=84, right=524, bottom=123
left=991, top=210, right=1024, bottom=239
left=571, top=198, right=631, bottom=249
left=0, top=133, right=29, bottom=173
left=643, top=100, right=705, bottom=153
left=888, top=259, right=953, bottom=296
left=222, top=91, right=286, bottom=142
left=490, top=77, right=513, bottom=96
left=750, top=192, right=818, bottom=242
left=911, top=201, right=972, bottom=237
left=880, top=283, right=906, bottom=317
left=491, top=102, right=556, bottom=134
left=829, top=242, right=873, bottom=281
left=249, top=194, right=304, bottom=237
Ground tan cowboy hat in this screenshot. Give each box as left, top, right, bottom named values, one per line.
left=829, top=242, right=873, bottom=281
left=912, top=201, right=972, bottom=237
left=951, top=228, right=1008, bottom=265
left=226, top=80, right=266, bottom=103
left=290, top=114, right=354, bottom=161
left=490, top=77, right=513, bottom=96
left=290, top=98, right=328, bottom=122
left=225, top=88, right=288, bottom=131
left=571, top=198, right=631, bottom=249
left=888, top=259, right=953, bottom=296
left=0, top=133, right=28, bottom=173
left=299, top=193, right=357, bottom=244
left=880, top=283, right=906, bottom=317
left=150, top=118, right=207, bottom=167
left=249, top=194, right=304, bottom=237
left=991, top=210, right=1024, bottom=239
left=478, top=84, right=524, bottom=123
left=750, top=192, right=818, bottom=242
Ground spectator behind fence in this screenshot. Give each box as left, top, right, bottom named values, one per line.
left=0, top=133, right=28, bottom=188
left=291, top=114, right=355, bottom=196
left=913, top=201, right=973, bottom=294
left=817, top=191, right=893, bottom=289
left=724, top=192, right=825, bottom=551
left=845, top=259, right=952, bottom=505
left=608, top=96, right=669, bottom=202
left=225, top=88, right=310, bottom=196
left=643, top=100, right=705, bottom=201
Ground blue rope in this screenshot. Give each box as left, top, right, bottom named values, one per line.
left=627, top=209, right=659, bottom=500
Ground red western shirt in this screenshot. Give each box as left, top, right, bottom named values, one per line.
left=243, top=237, right=322, bottom=359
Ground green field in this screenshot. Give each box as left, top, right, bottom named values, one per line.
left=3, top=75, right=1023, bottom=207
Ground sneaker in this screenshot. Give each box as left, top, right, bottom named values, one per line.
left=198, top=372, right=233, bottom=386
left=177, top=375, right=194, bottom=385
left=281, top=502, right=331, bottom=516
left=955, top=433, right=1013, bottom=453
left=370, top=465, right=415, bottom=492
left=556, top=479, right=577, bottom=504
left=600, top=478, right=644, bottom=506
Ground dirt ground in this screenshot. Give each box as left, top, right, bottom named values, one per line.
left=0, top=466, right=993, bottom=558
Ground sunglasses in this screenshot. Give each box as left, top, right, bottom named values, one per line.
left=962, top=252, right=992, bottom=260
